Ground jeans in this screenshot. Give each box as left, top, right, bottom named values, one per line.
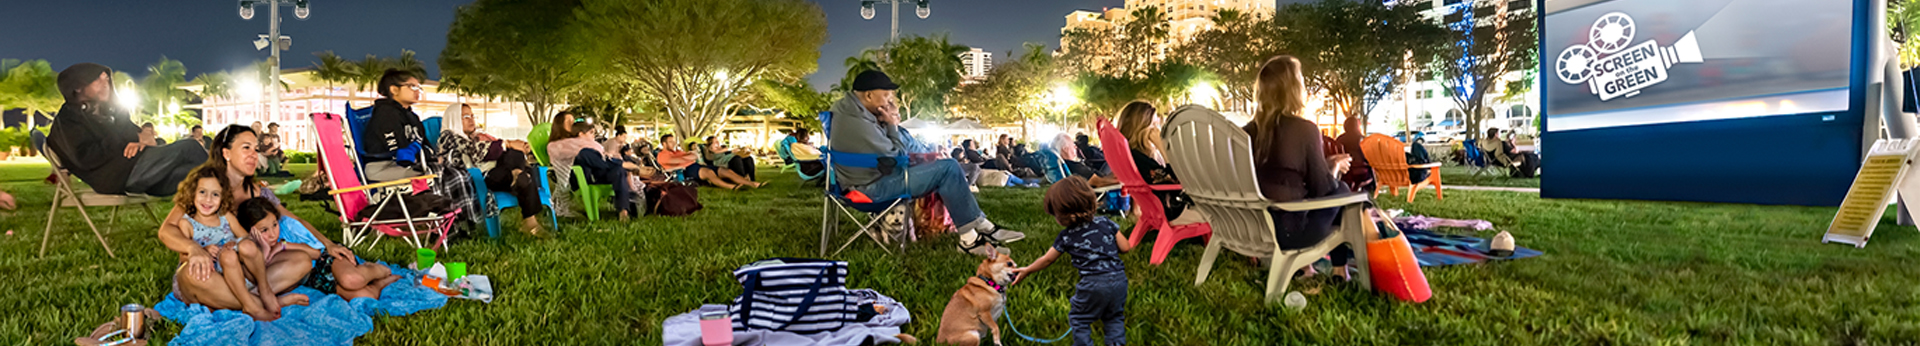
left=854, top=159, right=983, bottom=227
left=1069, top=271, right=1128, bottom=346
left=582, top=165, right=636, bottom=215
left=125, top=140, right=209, bottom=196
left=486, top=149, right=542, bottom=219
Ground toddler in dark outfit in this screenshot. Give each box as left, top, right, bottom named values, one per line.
left=1011, top=176, right=1136, bottom=346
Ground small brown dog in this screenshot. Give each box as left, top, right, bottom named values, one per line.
left=935, top=248, right=1018, bottom=346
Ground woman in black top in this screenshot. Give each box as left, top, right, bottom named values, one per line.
left=1114, top=101, right=1190, bottom=220
left=1244, top=56, right=1356, bottom=279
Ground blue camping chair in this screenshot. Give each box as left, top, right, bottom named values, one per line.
left=818, top=111, right=917, bottom=257
left=469, top=167, right=559, bottom=238
left=1462, top=139, right=1493, bottom=177
left=1035, top=146, right=1070, bottom=183
left=422, top=117, right=443, bottom=149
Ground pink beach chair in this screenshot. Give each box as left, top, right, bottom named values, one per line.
left=309, top=112, right=462, bottom=250
left=1096, top=117, right=1212, bottom=265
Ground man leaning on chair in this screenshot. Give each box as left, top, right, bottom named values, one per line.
left=828, top=70, right=1026, bottom=256
left=46, top=63, right=208, bottom=197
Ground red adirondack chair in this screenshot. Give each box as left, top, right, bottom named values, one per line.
left=1096, top=117, right=1212, bottom=265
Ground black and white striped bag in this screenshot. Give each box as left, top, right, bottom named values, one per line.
left=728, top=258, right=857, bottom=334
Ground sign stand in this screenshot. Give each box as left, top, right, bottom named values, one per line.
left=1825, top=139, right=1920, bottom=247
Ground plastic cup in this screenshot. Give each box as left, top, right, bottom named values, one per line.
left=447, top=262, right=467, bottom=281
left=416, top=248, right=437, bottom=270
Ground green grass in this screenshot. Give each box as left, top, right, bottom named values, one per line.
left=4, top=165, right=1918, bottom=344
left=1437, top=165, right=1540, bottom=188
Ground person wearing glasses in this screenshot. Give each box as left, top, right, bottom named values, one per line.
left=360, top=69, right=435, bottom=182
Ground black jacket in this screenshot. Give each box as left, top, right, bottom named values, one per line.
left=47, top=102, right=140, bottom=194
left=361, top=98, right=430, bottom=163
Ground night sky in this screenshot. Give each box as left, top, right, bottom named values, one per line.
left=0, top=0, right=1339, bottom=92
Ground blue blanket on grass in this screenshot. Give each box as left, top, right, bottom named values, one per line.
left=1399, top=227, right=1543, bottom=266
left=154, top=261, right=449, bottom=346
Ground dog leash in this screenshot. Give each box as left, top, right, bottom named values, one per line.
left=995, top=296, right=1073, bottom=343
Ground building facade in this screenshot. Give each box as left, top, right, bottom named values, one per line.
left=181, top=68, right=539, bottom=153
left=1060, top=0, right=1277, bottom=52
left=1370, top=0, right=1541, bottom=138
left=960, top=47, right=993, bottom=82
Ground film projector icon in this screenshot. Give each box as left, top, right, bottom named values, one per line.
left=1556, top=12, right=1635, bottom=85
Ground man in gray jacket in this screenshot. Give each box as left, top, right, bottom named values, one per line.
left=829, top=71, right=1023, bottom=256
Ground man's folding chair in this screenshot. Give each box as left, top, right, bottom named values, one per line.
left=311, top=111, right=463, bottom=250
left=817, top=111, right=916, bottom=257
left=34, top=133, right=160, bottom=258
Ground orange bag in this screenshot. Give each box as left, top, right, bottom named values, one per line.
left=1367, top=233, right=1432, bottom=303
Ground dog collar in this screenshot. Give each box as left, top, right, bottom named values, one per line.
left=977, top=274, right=1005, bottom=292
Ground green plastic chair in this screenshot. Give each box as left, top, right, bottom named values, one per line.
left=528, top=123, right=553, bottom=167
left=570, top=165, right=616, bottom=221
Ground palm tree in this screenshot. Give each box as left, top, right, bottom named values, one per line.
left=192, top=72, right=234, bottom=101
left=393, top=50, right=429, bottom=80
left=313, top=51, right=360, bottom=107
left=351, top=54, right=390, bottom=106
left=140, top=57, right=190, bottom=124
left=0, top=59, right=62, bottom=130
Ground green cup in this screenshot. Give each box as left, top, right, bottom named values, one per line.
left=416, top=248, right=437, bottom=270
left=447, top=262, right=467, bottom=281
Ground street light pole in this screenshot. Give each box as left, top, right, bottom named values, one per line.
left=268, top=0, right=279, bottom=125
left=860, top=0, right=929, bottom=41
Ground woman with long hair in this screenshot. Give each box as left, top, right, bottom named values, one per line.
left=1115, top=101, right=1199, bottom=223
left=1244, top=56, right=1357, bottom=280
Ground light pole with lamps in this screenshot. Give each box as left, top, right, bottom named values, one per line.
left=860, top=0, right=930, bottom=40
left=238, top=0, right=309, bottom=125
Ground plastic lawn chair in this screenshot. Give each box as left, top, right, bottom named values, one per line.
left=570, top=165, right=617, bottom=221
left=1095, top=117, right=1212, bottom=265
left=528, top=123, right=552, bottom=167
left=817, top=111, right=917, bottom=257
left=470, top=167, right=559, bottom=238
left=311, top=111, right=462, bottom=251
left=1360, top=134, right=1443, bottom=202
left=1160, top=105, right=1372, bottom=305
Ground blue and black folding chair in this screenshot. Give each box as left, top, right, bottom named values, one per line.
left=776, top=135, right=825, bottom=182
left=818, top=111, right=917, bottom=257
left=1462, top=139, right=1493, bottom=177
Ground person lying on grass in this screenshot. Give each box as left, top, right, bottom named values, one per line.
left=163, top=165, right=309, bottom=321
left=234, top=197, right=402, bottom=302
left=1010, top=176, right=1136, bottom=346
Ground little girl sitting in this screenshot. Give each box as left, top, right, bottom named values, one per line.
left=1010, top=176, right=1136, bottom=346
left=173, top=165, right=302, bottom=321
left=235, top=197, right=403, bottom=301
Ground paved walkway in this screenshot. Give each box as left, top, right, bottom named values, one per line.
left=1442, top=185, right=1540, bottom=193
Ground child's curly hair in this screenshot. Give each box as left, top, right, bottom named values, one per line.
left=1044, top=176, right=1099, bottom=226
left=173, top=165, right=234, bottom=215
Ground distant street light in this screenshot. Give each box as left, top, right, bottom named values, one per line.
left=239, top=0, right=309, bottom=125
left=859, top=0, right=931, bottom=40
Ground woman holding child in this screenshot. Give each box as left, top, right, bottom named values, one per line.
left=158, top=125, right=397, bottom=321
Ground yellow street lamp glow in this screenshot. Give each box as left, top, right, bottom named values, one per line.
left=115, top=88, right=140, bottom=112
left=1044, top=83, right=1075, bottom=112
left=1188, top=82, right=1219, bottom=106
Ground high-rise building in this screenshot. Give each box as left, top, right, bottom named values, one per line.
left=1060, top=0, right=1277, bottom=52
left=960, top=47, right=993, bottom=81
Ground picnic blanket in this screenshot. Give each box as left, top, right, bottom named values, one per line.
left=663, top=289, right=911, bottom=346
left=1399, top=227, right=1542, bottom=266
left=154, top=261, right=450, bottom=346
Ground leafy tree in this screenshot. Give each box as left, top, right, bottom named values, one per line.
left=1273, top=0, right=1446, bottom=125
left=1175, top=8, right=1279, bottom=112
left=1432, top=0, right=1537, bottom=140
left=571, top=0, right=828, bottom=140
left=1070, top=61, right=1206, bottom=119
left=949, top=43, right=1062, bottom=127
left=1061, top=6, right=1174, bottom=79
left=190, top=72, right=234, bottom=101
left=441, top=0, right=587, bottom=124
left=137, top=57, right=195, bottom=125
left=837, top=34, right=969, bottom=120
left=0, top=59, right=62, bottom=130
left=749, top=78, right=829, bottom=132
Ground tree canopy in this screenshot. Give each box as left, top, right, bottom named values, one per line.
left=440, top=0, right=587, bottom=124
left=1432, top=0, right=1538, bottom=139
left=838, top=34, right=969, bottom=120
left=572, top=0, right=828, bottom=140
left=1272, top=0, right=1447, bottom=122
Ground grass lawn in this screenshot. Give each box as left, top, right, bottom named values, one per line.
left=4, top=163, right=1918, bottom=344
left=1436, top=165, right=1540, bottom=188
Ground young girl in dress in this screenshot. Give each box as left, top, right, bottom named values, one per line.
left=173, top=165, right=304, bottom=321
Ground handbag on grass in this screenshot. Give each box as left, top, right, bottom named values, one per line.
left=728, top=258, right=856, bottom=334
left=1367, top=220, right=1432, bottom=303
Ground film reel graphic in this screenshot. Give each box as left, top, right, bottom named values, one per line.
left=1556, top=12, right=1636, bottom=85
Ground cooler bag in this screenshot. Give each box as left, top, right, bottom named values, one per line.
left=729, top=258, right=857, bottom=334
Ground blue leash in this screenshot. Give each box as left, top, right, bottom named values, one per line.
left=995, top=297, right=1073, bottom=343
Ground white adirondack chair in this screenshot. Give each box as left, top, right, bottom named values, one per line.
left=1160, top=105, right=1374, bottom=304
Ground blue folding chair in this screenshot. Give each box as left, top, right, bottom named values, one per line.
left=1462, top=139, right=1493, bottom=177
left=422, top=117, right=443, bottom=149
left=776, top=135, right=825, bottom=182
left=818, top=111, right=917, bottom=256
left=469, top=167, right=559, bottom=238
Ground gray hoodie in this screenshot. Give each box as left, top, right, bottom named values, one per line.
left=827, top=92, right=906, bottom=187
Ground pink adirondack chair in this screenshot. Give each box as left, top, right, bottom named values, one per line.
left=309, top=112, right=461, bottom=250
left=1096, top=117, right=1212, bottom=265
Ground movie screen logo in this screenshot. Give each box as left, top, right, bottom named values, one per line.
left=1555, top=12, right=1705, bottom=101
